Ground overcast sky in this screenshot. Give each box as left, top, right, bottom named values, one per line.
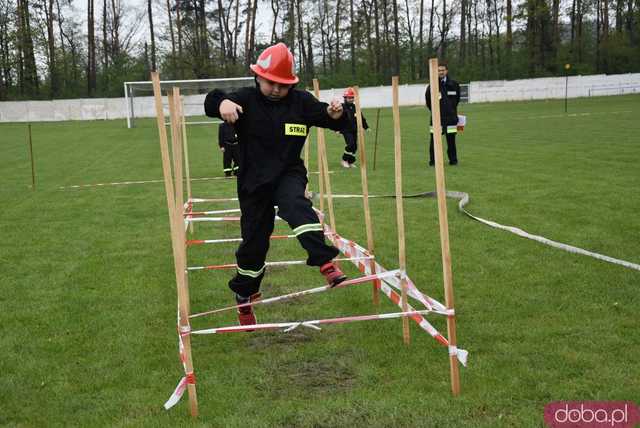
left=68, top=0, right=274, bottom=53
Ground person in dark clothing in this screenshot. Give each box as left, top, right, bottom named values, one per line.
left=204, top=42, right=350, bottom=327
left=218, top=121, right=240, bottom=177
left=340, top=87, right=368, bottom=168
left=425, top=63, right=461, bottom=166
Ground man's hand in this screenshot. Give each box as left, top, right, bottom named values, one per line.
left=220, top=147, right=225, bottom=152
left=219, top=99, right=243, bottom=123
left=327, top=98, right=343, bottom=119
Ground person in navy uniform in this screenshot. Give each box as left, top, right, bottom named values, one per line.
left=339, top=87, right=368, bottom=168
left=425, top=62, right=461, bottom=166
left=204, top=43, right=350, bottom=327
left=218, top=121, right=240, bottom=177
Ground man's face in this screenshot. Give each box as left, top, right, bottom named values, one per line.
left=438, top=66, right=448, bottom=79
left=257, top=76, right=292, bottom=100
left=344, top=96, right=354, bottom=104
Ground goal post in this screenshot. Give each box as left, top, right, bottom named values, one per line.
left=124, top=77, right=255, bottom=128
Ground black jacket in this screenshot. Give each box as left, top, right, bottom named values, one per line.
left=425, top=77, right=461, bottom=128
left=341, top=102, right=368, bottom=134
left=218, top=122, right=239, bottom=147
left=205, top=86, right=349, bottom=193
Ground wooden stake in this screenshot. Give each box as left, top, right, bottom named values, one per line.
left=312, top=79, right=336, bottom=232
left=392, top=76, right=410, bottom=345
left=27, top=123, right=35, bottom=190
left=428, top=58, right=460, bottom=396
left=151, top=72, right=199, bottom=416
left=373, top=108, right=380, bottom=171
left=180, top=96, right=194, bottom=234
left=168, top=90, right=184, bottom=213
left=353, top=86, right=380, bottom=306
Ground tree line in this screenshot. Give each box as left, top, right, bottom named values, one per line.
left=0, top=0, right=638, bottom=101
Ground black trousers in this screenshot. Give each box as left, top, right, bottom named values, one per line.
left=341, top=132, right=357, bottom=164
left=429, top=132, right=458, bottom=164
left=229, top=172, right=340, bottom=298
left=222, top=144, right=240, bottom=174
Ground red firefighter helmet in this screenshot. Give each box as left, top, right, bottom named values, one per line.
left=250, top=43, right=299, bottom=85
left=343, top=87, right=355, bottom=98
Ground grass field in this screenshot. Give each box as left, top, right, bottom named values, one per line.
left=1, top=94, right=638, bottom=427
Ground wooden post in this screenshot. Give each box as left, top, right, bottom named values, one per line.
left=167, top=90, right=184, bottom=213
left=353, top=86, right=380, bottom=306
left=392, top=77, right=410, bottom=344
left=179, top=96, right=194, bottom=234
left=27, top=124, right=35, bottom=190
left=428, top=58, right=460, bottom=396
left=151, top=72, right=199, bottom=416
left=373, top=108, right=380, bottom=171
left=312, top=82, right=325, bottom=214
left=312, top=79, right=337, bottom=233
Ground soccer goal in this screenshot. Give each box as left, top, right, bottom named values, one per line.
left=123, top=77, right=254, bottom=128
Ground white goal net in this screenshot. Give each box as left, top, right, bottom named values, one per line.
left=124, top=77, right=255, bottom=128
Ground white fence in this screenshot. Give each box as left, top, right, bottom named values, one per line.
left=1, top=72, right=638, bottom=123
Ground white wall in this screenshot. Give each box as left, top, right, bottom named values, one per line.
left=469, top=73, right=640, bottom=102
left=1, top=73, right=639, bottom=123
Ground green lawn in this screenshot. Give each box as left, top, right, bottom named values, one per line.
left=1, top=94, right=638, bottom=427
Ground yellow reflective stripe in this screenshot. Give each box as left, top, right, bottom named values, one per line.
left=430, top=126, right=458, bottom=134
left=237, top=265, right=265, bottom=278
left=343, top=150, right=355, bottom=156
left=223, top=168, right=233, bottom=172
left=293, top=223, right=323, bottom=236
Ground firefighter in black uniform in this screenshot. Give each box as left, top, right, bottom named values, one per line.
left=340, top=87, right=368, bottom=168
left=218, top=121, right=240, bottom=177
left=204, top=42, right=350, bottom=327
left=425, top=63, right=461, bottom=166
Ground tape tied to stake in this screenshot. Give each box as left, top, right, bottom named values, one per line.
left=185, top=372, right=196, bottom=385
left=448, top=345, right=469, bottom=367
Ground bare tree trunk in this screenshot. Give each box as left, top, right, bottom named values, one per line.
left=244, top=0, right=253, bottom=66
left=362, top=0, right=374, bottom=71
left=249, top=0, right=258, bottom=61
left=176, top=0, right=183, bottom=77
left=217, top=0, right=226, bottom=66
left=270, top=0, right=279, bottom=44
left=460, top=0, right=467, bottom=65
left=418, top=0, right=425, bottom=76
left=296, top=0, right=307, bottom=76
left=486, top=0, right=494, bottom=70
left=350, top=0, right=356, bottom=76
left=392, top=0, right=400, bottom=75
left=335, top=0, right=342, bottom=69
left=233, top=0, right=240, bottom=62
left=166, top=0, right=176, bottom=74
left=87, top=0, right=96, bottom=96
left=373, top=0, right=381, bottom=73
left=403, top=0, right=415, bottom=78
left=45, top=0, right=57, bottom=97
left=506, top=0, right=512, bottom=56
left=427, top=0, right=435, bottom=56
left=306, top=22, right=315, bottom=76
left=102, top=0, right=108, bottom=70
left=148, top=0, right=156, bottom=71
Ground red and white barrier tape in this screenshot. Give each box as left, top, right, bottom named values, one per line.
left=60, top=176, right=234, bottom=190
left=187, top=310, right=433, bottom=335
left=189, top=270, right=400, bottom=319
left=186, top=232, right=335, bottom=246
left=186, top=256, right=374, bottom=272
